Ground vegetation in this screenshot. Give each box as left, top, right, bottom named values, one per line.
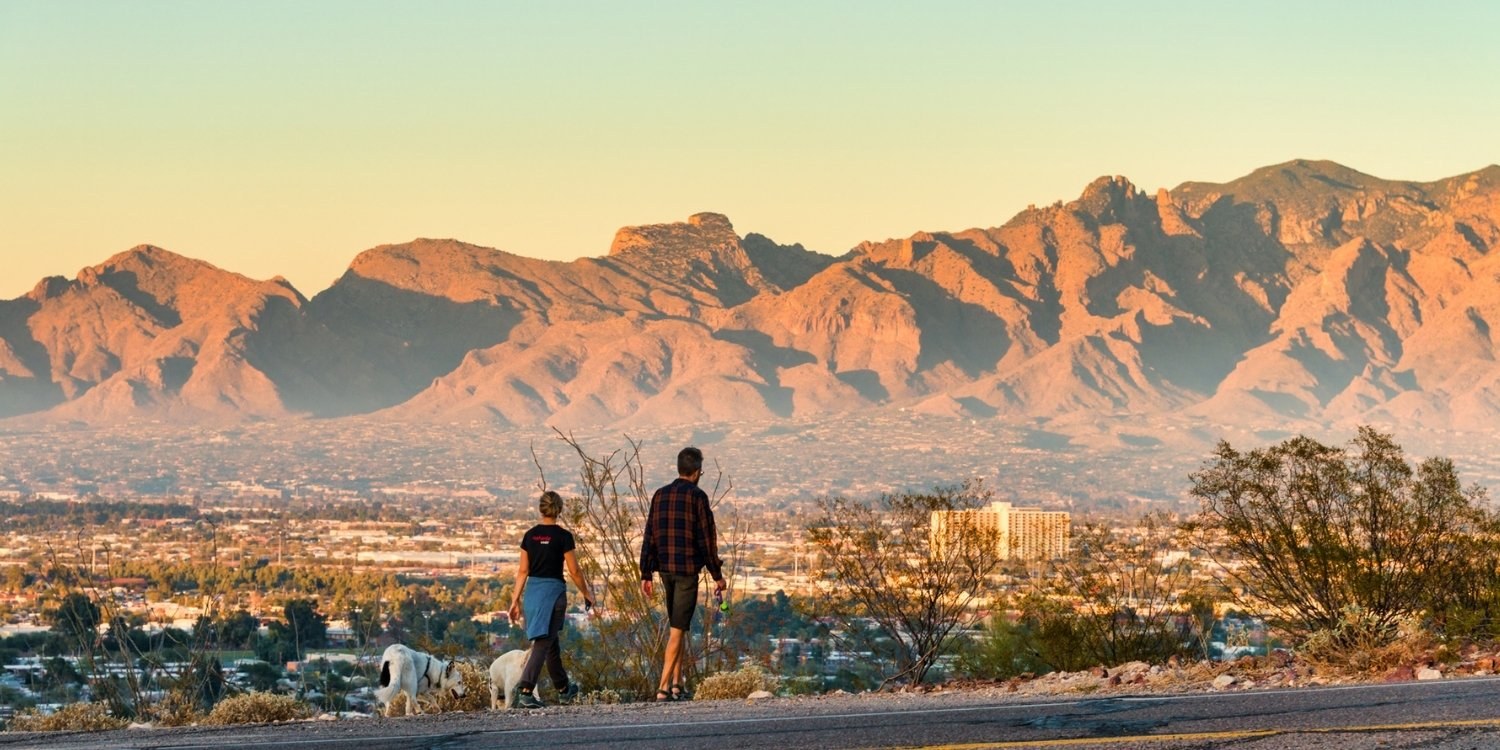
left=1190, top=427, right=1492, bottom=645
left=807, top=480, right=1004, bottom=686
left=5, top=702, right=128, bottom=732
left=693, top=664, right=780, bottom=700
left=202, top=691, right=312, bottom=725
left=1020, top=513, right=1197, bottom=671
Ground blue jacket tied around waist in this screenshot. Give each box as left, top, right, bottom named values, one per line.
left=522, top=577, right=566, bottom=640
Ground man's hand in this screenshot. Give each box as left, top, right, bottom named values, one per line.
left=714, top=578, right=727, bottom=594
left=641, top=580, right=654, bottom=598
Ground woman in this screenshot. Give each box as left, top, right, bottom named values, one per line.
left=507, top=490, right=596, bottom=708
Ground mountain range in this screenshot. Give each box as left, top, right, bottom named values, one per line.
left=4, top=159, right=1499, bottom=434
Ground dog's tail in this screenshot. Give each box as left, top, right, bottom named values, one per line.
left=372, top=657, right=397, bottom=705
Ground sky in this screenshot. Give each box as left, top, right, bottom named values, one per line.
left=3, top=1, right=1498, bottom=299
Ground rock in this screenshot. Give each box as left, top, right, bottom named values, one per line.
left=746, top=690, right=775, bottom=700
left=1477, top=657, right=1495, bottom=672
left=1090, top=666, right=1108, bottom=678
left=1416, top=668, right=1443, bottom=681
left=1212, top=675, right=1237, bottom=689
left=1106, top=674, right=1121, bottom=687
left=1383, top=665, right=1415, bottom=682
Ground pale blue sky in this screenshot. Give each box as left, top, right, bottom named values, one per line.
left=2, top=1, right=1497, bottom=298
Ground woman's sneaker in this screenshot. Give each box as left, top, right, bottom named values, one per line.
left=517, top=690, right=545, bottom=709
left=557, top=681, right=581, bottom=703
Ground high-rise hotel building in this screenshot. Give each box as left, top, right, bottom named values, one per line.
left=931, top=501, right=1071, bottom=561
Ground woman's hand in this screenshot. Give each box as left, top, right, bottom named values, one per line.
left=507, top=600, right=521, bottom=625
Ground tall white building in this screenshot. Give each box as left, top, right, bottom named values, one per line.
left=931, top=501, right=1070, bottom=561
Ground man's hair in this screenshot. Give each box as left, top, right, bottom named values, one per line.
left=677, top=447, right=704, bottom=477
left=539, top=490, right=564, bottom=518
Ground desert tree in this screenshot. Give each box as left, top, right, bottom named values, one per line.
left=1189, top=426, right=1490, bottom=644
left=1019, top=512, right=1195, bottom=671
left=806, top=480, right=1003, bottom=686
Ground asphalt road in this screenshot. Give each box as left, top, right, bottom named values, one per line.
left=9, top=676, right=1500, bottom=749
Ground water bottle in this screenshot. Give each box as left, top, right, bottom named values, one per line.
left=714, top=590, right=729, bottom=620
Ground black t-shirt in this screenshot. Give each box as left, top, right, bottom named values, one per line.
left=520, top=524, right=575, bottom=580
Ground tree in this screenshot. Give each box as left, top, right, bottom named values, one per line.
left=1189, top=427, right=1489, bottom=643
left=216, top=610, right=261, bottom=650
left=264, top=599, right=327, bottom=661
left=806, top=481, right=1004, bottom=686
left=45, top=593, right=100, bottom=651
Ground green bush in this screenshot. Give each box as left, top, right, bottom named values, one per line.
left=955, top=620, right=1049, bottom=679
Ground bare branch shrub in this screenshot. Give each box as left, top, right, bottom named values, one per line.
left=806, top=481, right=1003, bottom=686
left=1020, top=512, right=1194, bottom=671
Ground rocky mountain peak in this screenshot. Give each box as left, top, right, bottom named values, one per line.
left=608, top=212, right=741, bottom=258
left=1074, top=175, right=1146, bottom=223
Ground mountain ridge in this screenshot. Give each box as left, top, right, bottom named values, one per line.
left=4, top=160, right=1499, bottom=433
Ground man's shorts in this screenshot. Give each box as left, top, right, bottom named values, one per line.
left=659, top=572, right=699, bottom=630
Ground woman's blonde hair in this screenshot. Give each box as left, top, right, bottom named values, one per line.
left=539, top=490, right=564, bottom=518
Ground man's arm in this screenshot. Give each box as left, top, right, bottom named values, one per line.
left=639, top=493, right=660, bottom=583
left=696, top=490, right=725, bottom=587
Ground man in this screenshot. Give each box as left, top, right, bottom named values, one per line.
left=639, top=446, right=725, bottom=702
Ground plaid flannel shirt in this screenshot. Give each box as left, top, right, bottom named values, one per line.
left=639, top=477, right=723, bottom=581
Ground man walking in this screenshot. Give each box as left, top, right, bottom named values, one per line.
left=640, top=446, right=725, bottom=702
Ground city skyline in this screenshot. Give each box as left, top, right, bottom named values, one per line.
left=4, top=1, right=1499, bottom=298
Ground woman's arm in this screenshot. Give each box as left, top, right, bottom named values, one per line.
left=507, top=549, right=530, bottom=624
left=563, top=550, right=594, bottom=608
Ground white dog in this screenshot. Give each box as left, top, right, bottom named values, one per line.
left=488, top=649, right=527, bottom=709
left=373, top=643, right=466, bottom=717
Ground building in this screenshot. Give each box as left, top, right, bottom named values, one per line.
left=931, top=501, right=1070, bottom=561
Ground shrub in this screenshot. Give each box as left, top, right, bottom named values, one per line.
left=807, top=481, right=1004, bottom=686
left=782, top=675, right=823, bottom=696
left=692, top=665, right=779, bottom=700
left=429, top=661, right=488, bottom=713
left=1191, top=427, right=1491, bottom=643
left=955, top=619, right=1051, bottom=680
left=1299, top=607, right=1432, bottom=675
left=202, top=692, right=312, bottom=725
left=6, top=702, right=127, bottom=732
left=144, top=690, right=202, bottom=727
left=579, top=688, right=623, bottom=705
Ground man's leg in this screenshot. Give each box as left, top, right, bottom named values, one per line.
left=660, top=626, right=685, bottom=693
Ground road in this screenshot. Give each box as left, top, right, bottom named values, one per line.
left=9, top=677, right=1500, bottom=749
